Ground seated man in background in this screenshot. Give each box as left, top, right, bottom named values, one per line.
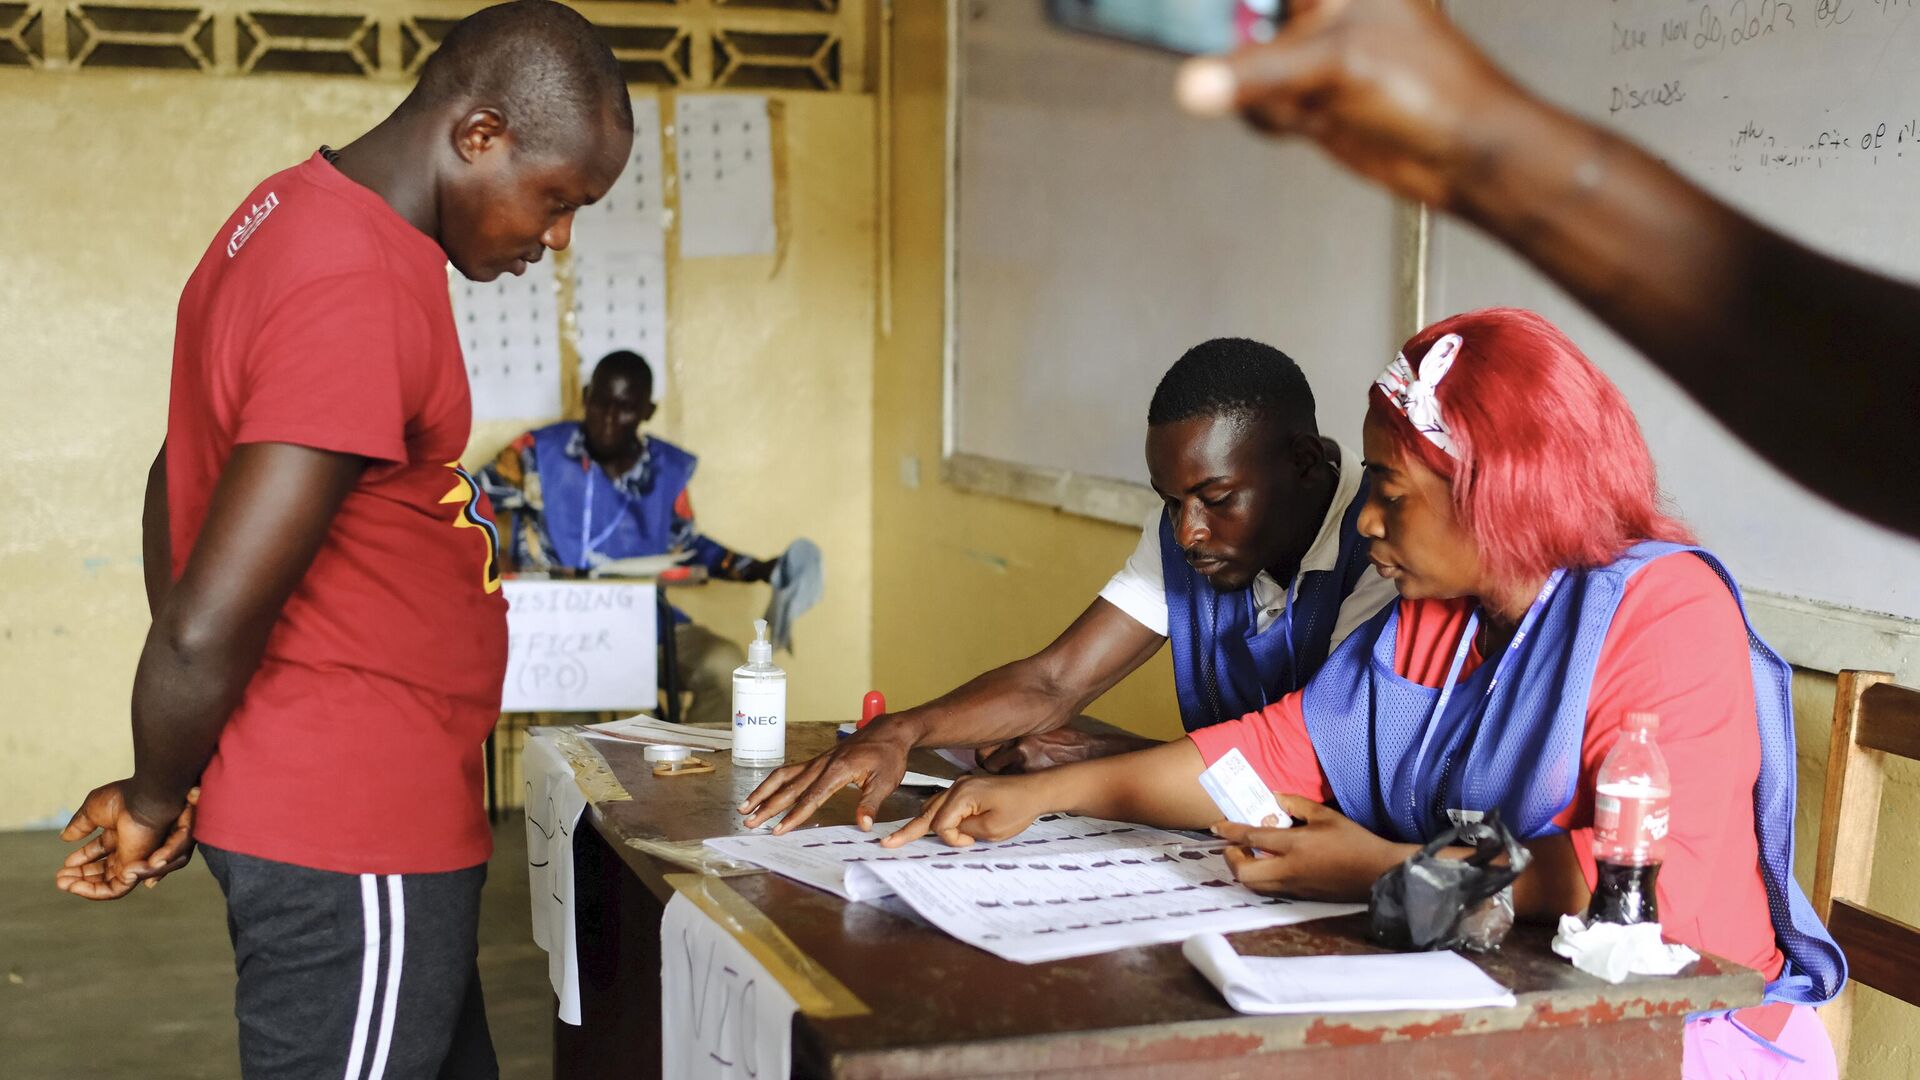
left=480, top=350, right=776, bottom=725
left=742, top=337, right=1398, bottom=832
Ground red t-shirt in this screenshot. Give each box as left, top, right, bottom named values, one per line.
left=1191, top=553, right=1784, bottom=979
left=168, top=152, right=509, bottom=874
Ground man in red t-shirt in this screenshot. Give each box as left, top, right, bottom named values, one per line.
left=54, top=3, right=632, bottom=1075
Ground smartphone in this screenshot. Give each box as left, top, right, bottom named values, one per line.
left=1044, top=0, right=1288, bottom=57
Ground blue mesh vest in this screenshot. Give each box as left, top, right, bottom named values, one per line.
left=1301, top=541, right=1844, bottom=1005
left=1161, top=481, right=1372, bottom=732
left=530, top=423, right=697, bottom=571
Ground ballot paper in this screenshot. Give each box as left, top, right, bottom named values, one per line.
left=1182, top=933, right=1517, bottom=1014
left=662, top=892, right=797, bottom=1079
left=859, top=843, right=1365, bottom=964
left=524, top=733, right=590, bottom=1024
left=1198, top=747, right=1291, bottom=828
left=704, top=814, right=1199, bottom=903
left=579, top=713, right=733, bottom=753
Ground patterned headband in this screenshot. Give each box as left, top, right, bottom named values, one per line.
left=1374, top=333, right=1464, bottom=458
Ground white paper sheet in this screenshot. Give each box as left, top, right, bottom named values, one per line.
left=899, top=771, right=955, bottom=789
left=501, top=581, right=657, bottom=712
left=862, top=843, right=1365, bottom=964
left=572, top=98, right=670, bottom=392
left=579, top=713, right=734, bottom=753
left=524, top=733, right=589, bottom=1023
left=662, top=892, right=798, bottom=1079
left=705, top=814, right=1199, bottom=903
left=675, top=94, right=776, bottom=258
left=1182, top=933, right=1518, bottom=1014
left=452, top=257, right=562, bottom=420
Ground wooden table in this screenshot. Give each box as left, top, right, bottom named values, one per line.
left=554, top=726, right=1759, bottom=1078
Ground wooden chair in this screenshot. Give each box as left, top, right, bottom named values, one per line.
left=1811, top=670, right=1920, bottom=1064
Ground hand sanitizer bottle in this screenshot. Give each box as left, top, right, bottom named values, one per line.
left=730, top=619, right=786, bottom=768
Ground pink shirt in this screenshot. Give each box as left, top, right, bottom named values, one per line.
left=1191, top=553, right=1784, bottom=979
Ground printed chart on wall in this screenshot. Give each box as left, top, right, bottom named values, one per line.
left=453, top=257, right=562, bottom=421
left=675, top=93, right=777, bottom=258
left=572, top=96, right=670, bottom=395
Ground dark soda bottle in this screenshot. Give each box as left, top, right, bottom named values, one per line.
left=1584, top=712, right=1670, bottom=926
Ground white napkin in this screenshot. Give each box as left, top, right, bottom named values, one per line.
left=1550, top=915, right=1698, bottom=983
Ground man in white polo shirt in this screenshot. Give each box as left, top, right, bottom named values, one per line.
left=741, top=338, right=1398, bottom=833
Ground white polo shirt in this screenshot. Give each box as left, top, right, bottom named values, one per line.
left=1098, top=442, right=1398, bottom=649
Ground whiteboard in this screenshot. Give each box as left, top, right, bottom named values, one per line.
left=1435, top=0, right=1920, bottom=619
left=502, top=580, right=658, bottom=711
left=949, top=0, right=1404, bottom=488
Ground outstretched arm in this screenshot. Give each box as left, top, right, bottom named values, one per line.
left=741, top=599, right=1165, bottom=832
left=880, top=737, right=1218, bottom=848
left=1181, top=0, right=1920, bottom=537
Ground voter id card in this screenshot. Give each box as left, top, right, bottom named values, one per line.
left=1198, top=747, right=1291, bottom=828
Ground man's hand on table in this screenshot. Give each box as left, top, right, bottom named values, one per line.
left=55, top=782, right=200, bottom=900
left=738, top=717, right=918, bottom=834
left=976, top=727, right=1159, bottom=774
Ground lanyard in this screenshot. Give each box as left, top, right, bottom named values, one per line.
left=577, top=464, right=629, bottom=565
left=1408, top=569, right=1565, bottom=823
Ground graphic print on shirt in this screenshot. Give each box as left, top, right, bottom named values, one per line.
left=440, top=462, right=503, bottom=594
left=225, top=192, right=280, bottom=257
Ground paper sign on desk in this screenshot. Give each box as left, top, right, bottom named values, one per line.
left=704, top=814, right=1203, bottom=903
left=661, top=892, right=798, bottom=1079
left=1182, top=933, right=1517, bottom=1014
left=860, top=843, right=1365, bottom=965
left=501, top=581, right=657, bottom=712
left=524, top=733, right=589, bottom=1024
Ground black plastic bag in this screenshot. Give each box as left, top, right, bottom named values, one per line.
left=1369, top=811, right=1533, bottom=953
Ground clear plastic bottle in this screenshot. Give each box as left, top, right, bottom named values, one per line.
left=730, top=619, right=786, bottom=768
left=1585, top=711, right=1671, bottom=925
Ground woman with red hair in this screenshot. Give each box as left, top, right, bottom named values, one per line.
left=888, top=308, right=1845, bottom=1076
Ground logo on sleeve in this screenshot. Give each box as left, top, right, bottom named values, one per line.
left=225, top=192, right=280, bottom=258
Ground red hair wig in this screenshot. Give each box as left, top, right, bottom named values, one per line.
left=1366, top=308, right=1691, bottom=589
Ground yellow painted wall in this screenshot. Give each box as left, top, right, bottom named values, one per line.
left=0, top=71, right=872, bottom=829
left=869, top=0, right=1178, bottom=739
left=0, top=71, right=408, bottom=829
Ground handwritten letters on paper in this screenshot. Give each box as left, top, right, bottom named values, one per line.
left=662, top=893, right=798, bottom=1079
